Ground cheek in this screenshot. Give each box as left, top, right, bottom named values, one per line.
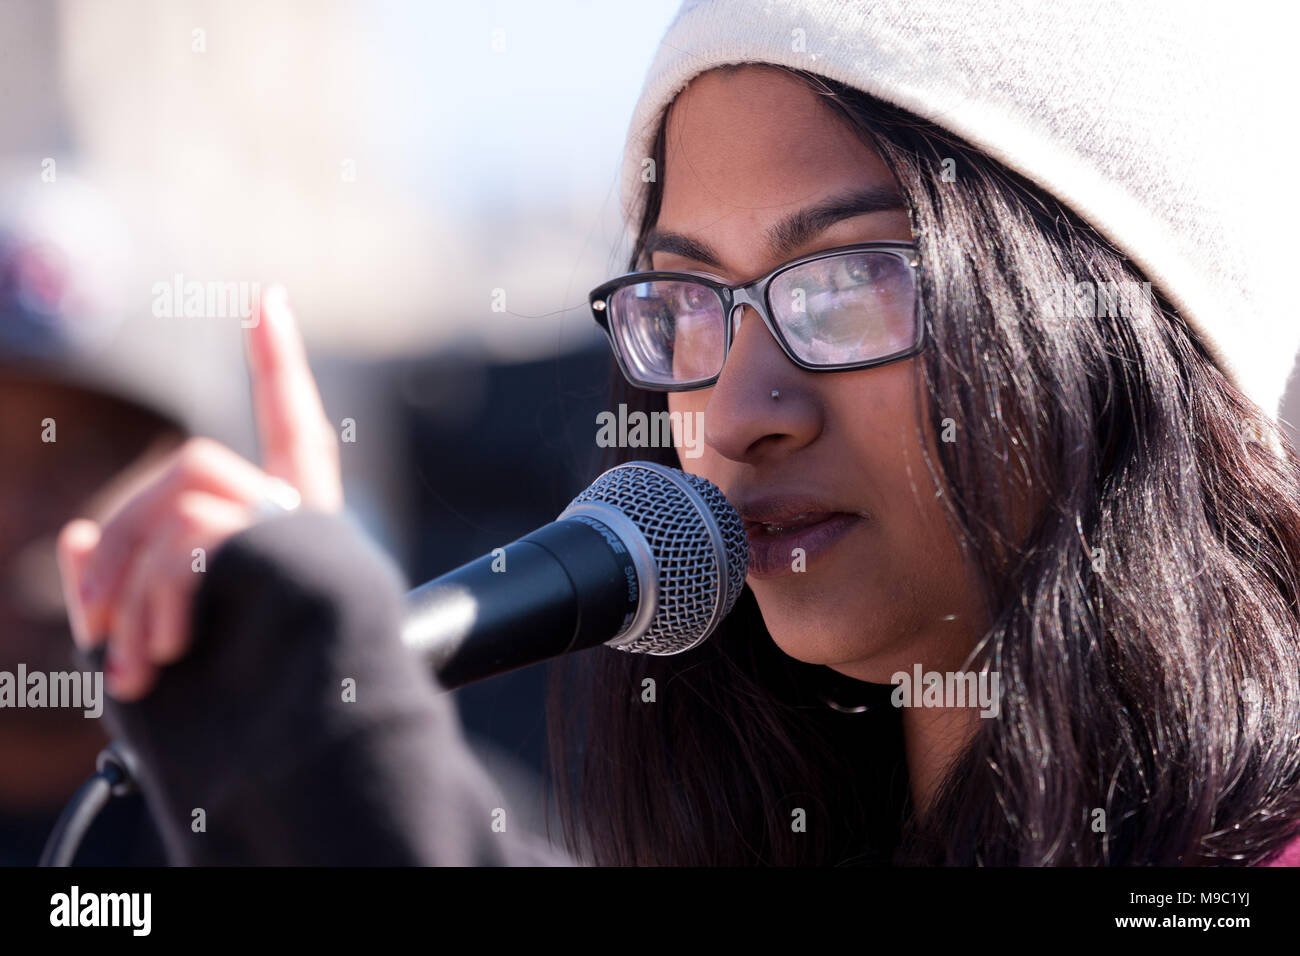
left=665, top=390, right=695, bottom=419
left=839, top=378, right=983, bottom=654
left=667, top=391, right=712, bottom=473
left=837, top=372, right=956, bottom=572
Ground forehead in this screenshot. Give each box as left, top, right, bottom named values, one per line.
left=659, top=66, right=897, bottom=231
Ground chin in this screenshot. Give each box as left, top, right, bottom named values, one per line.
left=753, top=590, right=867, bottom=663
left=749, top=580, right=921, bottom=684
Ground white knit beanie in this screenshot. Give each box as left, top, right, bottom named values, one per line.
left=619, top=0, right=1300, bottom=438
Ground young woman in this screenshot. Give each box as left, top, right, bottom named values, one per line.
left=548, top=62, right=1300, bottom=866
left=55, top=2, right=1300, bottom=866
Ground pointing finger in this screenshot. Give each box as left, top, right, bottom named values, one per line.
left=245, top=285, right=342, bottom=511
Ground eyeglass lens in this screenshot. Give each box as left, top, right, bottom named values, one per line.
left=606, top=251, right=916, bottom=387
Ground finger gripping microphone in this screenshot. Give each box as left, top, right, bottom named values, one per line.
left=403, top=461, right=748, bottom=689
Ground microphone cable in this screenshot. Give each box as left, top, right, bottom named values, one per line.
left=38, top=740, right=140, bottom=867
left=39, top=641, right=141, bottom=866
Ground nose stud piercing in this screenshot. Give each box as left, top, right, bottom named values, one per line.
left=771, top=389, right=780, bottom=400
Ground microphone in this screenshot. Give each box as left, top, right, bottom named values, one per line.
left=402, top=461, right=749, bottom=689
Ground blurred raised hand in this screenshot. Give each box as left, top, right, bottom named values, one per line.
left=56, top=286, right=343, bottom=701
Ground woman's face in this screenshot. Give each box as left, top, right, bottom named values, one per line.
left=659, top=66, right=986, bottom=682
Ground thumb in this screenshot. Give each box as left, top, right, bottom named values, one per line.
left=57, top=519, right=104, bottom=651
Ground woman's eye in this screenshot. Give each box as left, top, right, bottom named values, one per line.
left=680, top=285, right=710, bottom=310
left=842, top=257, right=876, bottom=284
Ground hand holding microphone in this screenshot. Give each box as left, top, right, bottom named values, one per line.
left=55, top=286, right=343, bottom=701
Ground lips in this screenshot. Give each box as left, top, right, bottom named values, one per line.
left=736, top=497, right=868, bottom=578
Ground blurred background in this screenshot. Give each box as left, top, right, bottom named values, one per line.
left=2, top=0, right=1299, bottom=866
left=0, top=0, right=683, bottom=864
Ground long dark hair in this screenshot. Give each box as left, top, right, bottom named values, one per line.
left=544, top=64, right=1300, bottom=865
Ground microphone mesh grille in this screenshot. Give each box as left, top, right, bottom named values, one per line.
left=568, top=463, right=748, bottom=655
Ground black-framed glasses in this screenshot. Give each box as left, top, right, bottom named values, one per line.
left=589, top=241, right=923, bottom=392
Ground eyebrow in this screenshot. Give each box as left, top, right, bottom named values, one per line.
left=643, top=184, right=906, bottom=272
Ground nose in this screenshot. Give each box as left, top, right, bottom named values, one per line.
left=700, top=303, right=822, bottom=463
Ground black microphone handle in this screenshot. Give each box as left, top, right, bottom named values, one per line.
left=403, top=515, right=646, bottom=689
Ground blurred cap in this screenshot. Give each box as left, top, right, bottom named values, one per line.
left=0, top=161, right=254, bottom=452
